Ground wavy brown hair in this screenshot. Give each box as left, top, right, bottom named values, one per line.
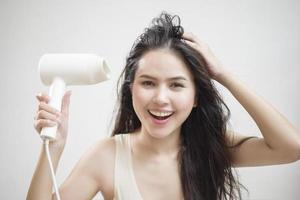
left=111, top=12, right=252, bottom=200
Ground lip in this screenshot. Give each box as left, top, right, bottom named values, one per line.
left=148, top=109, right=174, bottom=113
left=147, top=110, right=174, bottom=125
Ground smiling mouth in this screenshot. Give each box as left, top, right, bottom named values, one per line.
left=147, top=110, right=174, bottom=120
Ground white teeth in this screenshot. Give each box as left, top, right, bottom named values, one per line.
left=149, top=110, right=173, bottom=117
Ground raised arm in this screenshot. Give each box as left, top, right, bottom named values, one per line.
left=182, top=32, right=300, bottom=167
left=27, top=92, right=109, bottom=200
left=27, top=92, right=71, bottom=200
left=218, top=71, right=300, bottom=167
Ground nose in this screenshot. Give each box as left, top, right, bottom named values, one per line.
left=152, top=86, right=169, bottom=105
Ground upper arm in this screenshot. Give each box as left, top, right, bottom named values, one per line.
left=55, top=137, right=115, bottom=200
left=226, top=130, right=299, bottom=168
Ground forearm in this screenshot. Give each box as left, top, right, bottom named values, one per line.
left=27, top=143, right=64, bottom=200
left=216, top=70, right=300, bottom=157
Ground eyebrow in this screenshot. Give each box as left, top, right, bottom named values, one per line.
left=138, top=74, right=188, bottom=81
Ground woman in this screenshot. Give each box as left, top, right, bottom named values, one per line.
left=27, top=12, right=300, bottom=200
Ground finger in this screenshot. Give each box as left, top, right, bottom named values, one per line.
left=36, top=93, right=50, bottom=103
left=39, top=102, right=61, bottom=115
left=34, top=119, right=57, bottom=134
left=35, top=110, right=61, bottom=123
left=184, top=40, right=199, bottom=51
left=182, top=32, right=198, bottom=43
left=182, top=32, right=206, bottom=46
left=61, top=91, right=72, bottom=115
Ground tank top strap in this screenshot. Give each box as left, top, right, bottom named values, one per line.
left=114, top=134, right=143, bottom=200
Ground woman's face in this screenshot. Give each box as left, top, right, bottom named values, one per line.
left=131, top=48, right=197, bottom=139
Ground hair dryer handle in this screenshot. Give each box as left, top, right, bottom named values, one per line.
left=40, top=77, right=66, bottom=140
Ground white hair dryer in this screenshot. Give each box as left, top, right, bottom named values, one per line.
left=38, top=53, right=111, bottom=140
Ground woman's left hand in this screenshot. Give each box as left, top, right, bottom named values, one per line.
left=182, top=32, right=226, bottom=80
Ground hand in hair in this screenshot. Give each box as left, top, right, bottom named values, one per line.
left=182, top=32, right=226, bottom=80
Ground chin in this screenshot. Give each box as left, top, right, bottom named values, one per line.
left=144, top=126, right=179, bottom=139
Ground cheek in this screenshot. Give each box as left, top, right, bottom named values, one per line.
left=174, top=91, right=196, bottom=111
left=131, top=86, right=150, bottom=114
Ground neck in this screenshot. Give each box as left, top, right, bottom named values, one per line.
left=132, top=127, right=181, bottom=158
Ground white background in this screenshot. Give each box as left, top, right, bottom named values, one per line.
left=0, top=0, right=299, bottom=199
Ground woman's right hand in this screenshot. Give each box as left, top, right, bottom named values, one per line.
left=34, top=91, right=72, bottom=149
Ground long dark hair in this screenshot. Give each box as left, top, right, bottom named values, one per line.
left=111, top=12, right=250, bottom=200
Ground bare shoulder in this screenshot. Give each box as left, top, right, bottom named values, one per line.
left=91, top=136, right=116, bottom=159
left=91, top=136, right=116, bottom=198
left=58, top=136, right=116, bottom=200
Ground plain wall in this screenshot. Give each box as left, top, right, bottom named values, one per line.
left=0, top=0, right=299, bottom=199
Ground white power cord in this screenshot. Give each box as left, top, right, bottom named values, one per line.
left=44, top=139, right=61, bottom=200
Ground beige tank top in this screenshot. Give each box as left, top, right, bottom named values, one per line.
left=113, top=134, right=143, bottom=200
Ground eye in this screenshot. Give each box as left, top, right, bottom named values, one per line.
left=170, top=82, right=184, bottom=88
left=141, top=81, right=155, bottom=87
